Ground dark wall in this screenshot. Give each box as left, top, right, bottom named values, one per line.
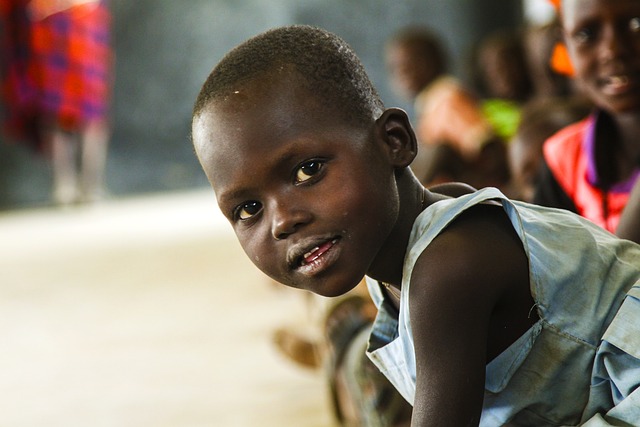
left=0, top=0, right=522, bottom=210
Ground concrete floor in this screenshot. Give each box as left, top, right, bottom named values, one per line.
left=0, top=190, right=336, bottom=427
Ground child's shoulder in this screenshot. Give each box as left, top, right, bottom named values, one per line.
left=409, top=199, right=528, bottom=305
left=424, top=200, right=522, bottom=264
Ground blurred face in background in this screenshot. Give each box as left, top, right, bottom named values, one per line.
left=386, top=41, right=441, bottom=100
left=561, top=0, right=640, bottom=113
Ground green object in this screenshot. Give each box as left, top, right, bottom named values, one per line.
left=482, top=98, right=522, bottom=141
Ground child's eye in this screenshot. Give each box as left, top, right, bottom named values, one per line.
left=295, top=160, right=325, bottom=183
left=235, top=201, right=262, bottom=220
left=573, top=27, right=595, bottom=44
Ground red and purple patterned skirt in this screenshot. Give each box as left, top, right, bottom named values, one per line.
left=1, top=0, right=113, bottom=148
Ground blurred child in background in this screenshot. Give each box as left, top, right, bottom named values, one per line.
left=533, top=0, right=640, bottom=240
left=472, top=28, right=534, bottom=143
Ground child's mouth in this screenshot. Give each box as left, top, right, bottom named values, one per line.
left=293, top=237, right=341, bottom=277
left=301, top=238, right=339, bottom=265
left=602, top=73, right=638, bottom=96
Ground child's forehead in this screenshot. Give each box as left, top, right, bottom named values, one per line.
left=211, top=73, right=343, bottom=131
left=561, top=0, right=637, bottom=20
left=216, top=68, right=312, bottom=110
left=201, top=77, right=346, bottom=146
left=195, top=63, right=374, bottom=163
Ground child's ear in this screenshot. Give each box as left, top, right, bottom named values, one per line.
left=375, top=108, right=418, bottom=167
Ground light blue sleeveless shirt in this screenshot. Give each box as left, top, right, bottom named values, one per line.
left=366, top=187, right=640, bottom=426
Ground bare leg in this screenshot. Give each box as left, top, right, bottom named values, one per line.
left=79, top=120, right=109, bottom=203
left=50, top=128, right=79, bottom=206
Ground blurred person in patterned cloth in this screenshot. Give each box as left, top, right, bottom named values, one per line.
left=1, top=0, right=113, bottom=206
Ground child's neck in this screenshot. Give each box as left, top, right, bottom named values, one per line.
left=366, top=173, right=428, bottom=287
left=613, top=111, right=640, bottom=166
left=594, top=110, right=640, bottom=186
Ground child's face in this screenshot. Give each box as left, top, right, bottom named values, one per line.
left=192, top=73, right=401, bottom=297
left=478, top=43, right=528, bottom=101
left=386, top=43, right=438, bottom=99
left=561, top=0, right=640, bottom=113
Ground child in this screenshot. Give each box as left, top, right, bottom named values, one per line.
left=191, top=25, right=640, bottom=426
left=533, top=0, right=640, bottom=238
left=473, top=29, right=533, bottom=142
left=384, top=27, right=509, bottom=190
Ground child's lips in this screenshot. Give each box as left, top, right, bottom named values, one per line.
left=601, top=73, right=639, bottom=96
left=288, top=236, right=341, bottom=276
left=301, top=239, right=339, bottom=265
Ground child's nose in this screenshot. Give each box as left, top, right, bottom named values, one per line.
left=270, top=201, right=312, bottom=240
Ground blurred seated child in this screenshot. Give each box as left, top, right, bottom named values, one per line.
left=509, top=96, right=591, bottom=202
left=191, top=25, right=640, bottom=425
left=322, top=290, right=413, bottom=427
left=472, top=29, right=534, bottom=142
left=385, top=26, right=509, bottom=190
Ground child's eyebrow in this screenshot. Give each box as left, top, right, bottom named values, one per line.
left=265, top=142, right=313, bottom=172
left=217, top=187, right=253, bottom=207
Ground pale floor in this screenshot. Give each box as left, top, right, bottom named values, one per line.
left=0, top=190, right=337, bottom=427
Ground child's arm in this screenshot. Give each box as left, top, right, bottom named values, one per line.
left=408, top=205, right=532, bottom=426
left=616, top=178, right=640, bottom=244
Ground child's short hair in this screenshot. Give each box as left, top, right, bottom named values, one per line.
left=193, top=25, right=384, bottom=126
